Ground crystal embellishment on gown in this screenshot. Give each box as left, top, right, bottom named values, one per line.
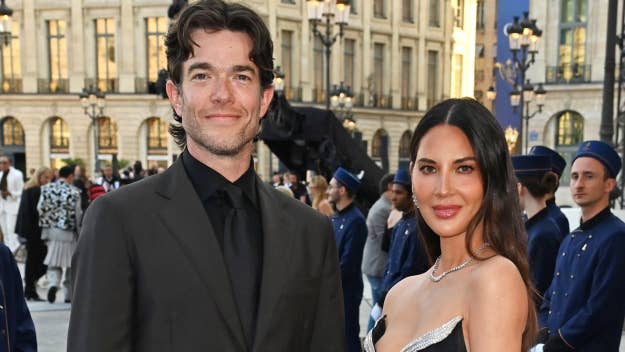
left=364, top=315, right=464, bottom=352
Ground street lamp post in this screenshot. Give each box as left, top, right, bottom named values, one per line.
left=330, top=81, right=356, bottom=133
left=0, top=0, right=14, bottom=47
left=493, top=12, right=545, bottom=154
left=306, top=0, right=350, bottom=110
left=79, top=86, right=106, bottom=178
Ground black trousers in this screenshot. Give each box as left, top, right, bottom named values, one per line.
left=24, top=239, right=47, bottom=294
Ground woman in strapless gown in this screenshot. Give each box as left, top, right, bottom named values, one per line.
left=364, top=98, right=538, bottom=351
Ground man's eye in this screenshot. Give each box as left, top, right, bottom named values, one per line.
left=237, top=74, right=251, bottom=81
left=192, top=73, right=207, bottom=80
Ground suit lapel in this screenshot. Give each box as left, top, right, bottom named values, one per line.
left=253, top=180, right=296, bottom=349
left=154, top=160, right=246, bottom=351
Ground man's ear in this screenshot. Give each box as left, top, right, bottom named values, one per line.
left=166, top=80, right=183, bottom=117
left=258, top=86, right=274, bottom=121
left=605, top=177, right=617, bottom=194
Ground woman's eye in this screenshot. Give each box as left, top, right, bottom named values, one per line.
left=419, top=165, right=436, bottom=174
left=457, top=165, right=474, bottom=174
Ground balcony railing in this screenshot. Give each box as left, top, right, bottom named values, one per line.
left=311, top=88, right=326, bottom=104
left=0, top=79, right=22, bottom=93
left=37, top=79, right=69, bottom=93
left=352, top=93, right=365, bottom=107
left=401, top=97, right=419, bottom=110
left=135, top=77, right=163, bottom=95
left=85, top=78, right=118, bottom=93
left=546, top=64, right=591, bottom=84
left=284, top=86, right=302, bottom=102
left=370, top=93, right=392, bottom=108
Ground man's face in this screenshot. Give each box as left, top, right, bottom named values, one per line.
left=166, top=29, right=273, bottom=158
left=74, top=166, right=82, bottom=177
left=570, top=157, right=614, bottom=210
left=288, top=174, right=298, bottom=185
left=326, top=178, right=342, bottom=206
left=391, top=183, right=412, bottom=212
left=0, top=157, right=9, bottom=172
left=103, top=167, right=113, bottom=178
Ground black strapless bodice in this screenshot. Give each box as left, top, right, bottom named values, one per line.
left=363, top=315, right=467, bottom=352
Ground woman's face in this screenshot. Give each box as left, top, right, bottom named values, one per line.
left=411, top=124, right=484, bottom=239
left=39, top=171, right=53, bottom=186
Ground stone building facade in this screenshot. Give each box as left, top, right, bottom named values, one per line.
left=0, top=0, right=476, bottom=181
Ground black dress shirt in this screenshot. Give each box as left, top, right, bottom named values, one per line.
left=181, top=149, right=263, bottom=349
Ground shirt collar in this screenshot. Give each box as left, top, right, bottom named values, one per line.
left=525, top=207, right=550, bottom=229
left=579, top=206, right=612, bottom=231
left=181, top=149, right=258, bottom=209
left=336, top=201, right=356, bottom=215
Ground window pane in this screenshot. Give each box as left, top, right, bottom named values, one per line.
left=145, top=17, right=167, bottom=83
left=401, top=47, right=411, bottom=98
left=427, top=51, right=439, bottom=107
left=429, top=0, right=440, bottom=27
left=578, top=0, right=587, bottom=22
left=313, top=37, right=324, bottom=100
left=50, top=117, right=69, bottom=151
left=399, top=131, right=411, bottom=158
left=561, top=0, right=574, bottom=22
left=344, top=39, right=355, bottom=88
left=95, top=18, right=116, bottom=92
left=281, top=30, right=293, bottom=87
left=373, top=43, right=384, bottom=96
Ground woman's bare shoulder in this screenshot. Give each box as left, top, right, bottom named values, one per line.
left=470, top=255, right=526, bottom=296
left=383, top=273, right=429, bottom=311
left=465, top=255, right=528, bottom=350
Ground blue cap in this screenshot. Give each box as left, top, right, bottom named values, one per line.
left=512, top=155, right=552, bottom=177
left=392, top=169, right=411, bottom=188
left=573, top=140, right=622, bottom=178
left=529, top=145, right=567, bottom=176
left=333, top=167, right=361, bottom=192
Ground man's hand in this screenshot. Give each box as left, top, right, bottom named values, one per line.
left=1, top=190, right=8, bottom=199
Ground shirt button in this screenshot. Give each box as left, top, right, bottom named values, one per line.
left=549, top=310, right=552, bottom=315
left=562, top=252, right=566, bottom=256
left=570, top=275, right=574, bottom=279
left=564, top=293, right=568, bottom=297
left=571, top=234, right=575, bottom=239
left=588, top=235, right=593, bottom=239
left=552, top=291, right=556, bottom=295
left=556, top=272, right=560, bottom=276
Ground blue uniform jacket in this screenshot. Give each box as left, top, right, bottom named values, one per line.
left=0, top=244, right=36, bottom=352
left=525, top=207, right=562, bottom=303
left=546, top=198, right=570, bottom=240
left=539, top=207, right=625, bottom=351
left=331, top=202, right=367, bottom=298
left=378, top=212, right=428, bottom=305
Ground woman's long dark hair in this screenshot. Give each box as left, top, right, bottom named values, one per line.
left=409, top=98, right=537, bottom=350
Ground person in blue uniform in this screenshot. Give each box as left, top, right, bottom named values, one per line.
left=512, top=155, right=563, bottom=308
left=0, top=243, right=37, bottom=352
left=327, top=167, right=367, bottom=352
left=529, top=145, right=570, bottom=238
left=376, top=169, right=428, bottom=309
left=537, top=140, right=625, bottom=351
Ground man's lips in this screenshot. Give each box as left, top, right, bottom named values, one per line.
left=432, top=205, right=461, bottom=219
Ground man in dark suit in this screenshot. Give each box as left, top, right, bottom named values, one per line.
left=67, top=1, right=345, bottom=351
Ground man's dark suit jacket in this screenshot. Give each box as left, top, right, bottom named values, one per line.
left=67, top=159, right=345, bottom=352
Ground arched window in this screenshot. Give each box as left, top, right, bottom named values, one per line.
left=371, top=129, right=389, bottom=172
left=555, top=110, right=584, bottom=183
left=49, top=117, right=69, bottom=153
left=1, top=117, right=24, bottom=146
left=147, top=117, right=168, bottom=154
left=98, top=117, right=118, bottom=154
left=398, top=130, right=412, bottom=170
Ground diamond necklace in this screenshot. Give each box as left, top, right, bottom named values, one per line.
left=429, top=243, right=490, bottom=283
